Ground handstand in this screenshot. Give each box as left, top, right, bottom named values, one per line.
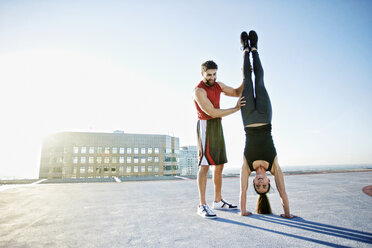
left=239, top=30, right=296, bottom=218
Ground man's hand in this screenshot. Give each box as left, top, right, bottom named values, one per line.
left=235, top=96, right=246, bottom=109
left=240, top=210, right=252, bottom=216
left=280, top=214, right=297, bottom=219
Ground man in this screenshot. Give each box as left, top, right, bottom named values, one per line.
left=193, top=60, right=245, bottom=218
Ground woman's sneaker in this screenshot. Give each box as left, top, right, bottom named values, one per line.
left=213, top=199, right=237, bottom=210
left=197, top=204, right=217, bottom=218
left=240, top=31, right=250, bottom=50
left=248, top=30, right=258, bottom=49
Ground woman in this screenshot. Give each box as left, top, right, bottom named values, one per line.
left=239, top=30, right=296, bottom=218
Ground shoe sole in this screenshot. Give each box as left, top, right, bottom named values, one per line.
left=201, top=214, right=217, bottom=219
left=213, top=207, right=238, bottom=211
left=198, top=212, right=217, bottom=219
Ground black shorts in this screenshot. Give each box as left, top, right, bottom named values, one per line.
left=197, top=118, right=227, bottom=166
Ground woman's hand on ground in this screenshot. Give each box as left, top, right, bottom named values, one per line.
left=240, top=211, right=252, bottom=216
left=280, top=213, right=297, bottom=219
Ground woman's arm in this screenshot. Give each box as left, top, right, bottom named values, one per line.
left=240, top=157, right=252, bottom=216
left=271, top=157, right=297, bottom=218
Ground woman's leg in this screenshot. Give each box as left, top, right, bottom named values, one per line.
left=241, top=50, right=255, bottom=125
left=252, top=50, right=272, bottom=122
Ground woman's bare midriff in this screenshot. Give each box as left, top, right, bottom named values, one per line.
left=245, top=123, right=268, bottom=127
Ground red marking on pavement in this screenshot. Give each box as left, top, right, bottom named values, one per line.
left=362, top=185, right=372, bottom=196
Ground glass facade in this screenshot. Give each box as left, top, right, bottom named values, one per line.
left=39, top=132, right=180, bottom=179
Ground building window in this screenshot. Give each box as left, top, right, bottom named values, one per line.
left=96, top=157, right=102, bottom=164
left=81, top=147, right=87, bottom=154
left=154, top=166, right=159, bottom=172
left=134, top=166, right=139, bottom=173
left=134, top=157, right=139, bottom=163
left=148, top=148, right=153, bottom=154
left=104, top=147, right=110, bottom=154
left=134, top=148, right=139, bottom=154
left=165, top=166, right=172, bottom=170
left=88, top=157, right=94, bottom=164
left=111, top=167, right=116, bottom=172
left=97, top=147, right=103, bottom=154
left=119, top=166, right=124, bottom=173
left=73, top=167, right=77, bottom=174
left=141, top=166, right=146, bottom=172
left=112, top=157, right=117, bottom=164
left=126, top=166, right=131, bottom=173
left=104, top=157, right=110, bottom=163
left=88, top=166, right=93, bottom=173
left=148, top=157, right=152, bottom=162
left=141, top=157, right=146, bottom=163
left=89, top=147, right=95, bottom=154
left=96, top=167, right=102, bottom=174
left=80, top=157, right=86, bottom=164
left=73, top=157, right=78, bottom=164
left=148, top=166, right=153, bottom=172
left=154, top=157, right=159, bottom=163
left=112, top=147, right=118, bottom=154
left=127, top=157, right=132, bottom=163
left=127, top=148, right=132, bottom=154
left=119, top=157, right=124, bottom=164
left=119, top=147, right=125, bottom=154
left=155, top=148, right=159, bottom=154
left=80, top=167, right=86, bottom=174
left=73, top=147, right=79, bottom=154
left=141, top=148, right=146, bottom=154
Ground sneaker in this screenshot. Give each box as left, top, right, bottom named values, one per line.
left=213, top=199, right=237, bottom=210
left=240, top=31, right=250, bottom=50
left=249, top=30, right=258, bottom=49
left=197, top=204, right=217, bottom=219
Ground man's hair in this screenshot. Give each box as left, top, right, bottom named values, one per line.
left=201, top=60, right=218, bottom=72
left=254, top=183, right=272, bottom=214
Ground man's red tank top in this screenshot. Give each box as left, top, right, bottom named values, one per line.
left=194, top=80, right=222, bottom=120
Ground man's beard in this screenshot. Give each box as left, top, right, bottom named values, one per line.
left=205, top=79, right=216, bottom=86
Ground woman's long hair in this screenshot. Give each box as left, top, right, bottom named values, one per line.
left=254, top=183, right=272, bottom=214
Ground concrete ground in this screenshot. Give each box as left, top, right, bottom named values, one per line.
left=0, top=172, right=371, bottom=248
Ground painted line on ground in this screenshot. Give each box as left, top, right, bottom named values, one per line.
left=174, top=176, right=190, bottom=180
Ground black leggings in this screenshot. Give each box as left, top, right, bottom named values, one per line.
left=240, top=50, right=272, bottom=126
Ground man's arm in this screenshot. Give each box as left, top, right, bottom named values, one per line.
left=271, top=157, right=297, bottom=218
left=194, top=88, right=245, bottom=118
left=218, top=82, right=244, bottom=97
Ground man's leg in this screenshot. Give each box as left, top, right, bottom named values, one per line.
left=241, top=50, right=256, bottom=126
left=213, top=164, right=224, bottom=202
left=197, top=165, right=209, bottom=205
left=212, top=164, right=237, bottom=210
left=252, top=49, right=272, bottom=121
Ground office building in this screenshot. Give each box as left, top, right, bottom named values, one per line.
left=39, top=131, right=180, bottom=179
left=179, top=146, right=198, bottom=176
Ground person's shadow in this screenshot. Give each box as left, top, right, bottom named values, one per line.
left=214, top=214, right=372, bottom=247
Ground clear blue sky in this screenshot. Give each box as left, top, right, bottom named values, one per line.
left=0, top=0, right=371, bottom=178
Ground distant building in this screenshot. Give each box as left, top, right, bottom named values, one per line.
left=179, top=146, right=198, bottom=176
left=39, top=131, right=180, bottom=179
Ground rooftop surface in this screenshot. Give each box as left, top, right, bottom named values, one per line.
left=1, top=171, right=371, bottom=247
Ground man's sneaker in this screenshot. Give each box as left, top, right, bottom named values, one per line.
left=197, top=204, right=217, bottom=219
left=213, top=199, right=238, bottom=210
left=240, top=31, right=250, bottom=50
left=249, top=30, right=258, bottom=49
